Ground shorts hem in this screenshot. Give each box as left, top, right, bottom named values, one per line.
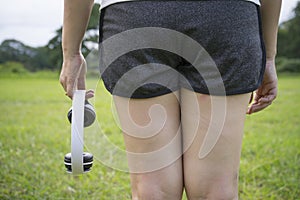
left=111, top=88, right=178, bottom=99
left=109, top=84, right=262, bottom=98
left=182, top=85, right=261, bottom=96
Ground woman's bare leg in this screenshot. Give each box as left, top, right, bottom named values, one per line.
left=113, top=92, right=183, bottom=200
left=181, top=88, right=251, bottom=200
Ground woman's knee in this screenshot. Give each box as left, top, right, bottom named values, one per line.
left=131, top=171, right=183, bottom=200
left=133, top=181, right=182, bottom=200
left=130, top=157, right=183, bottom=200
left=185, top=173, right=239, bottom=200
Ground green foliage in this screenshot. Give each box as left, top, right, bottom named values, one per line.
left=46, top=3, right=100, bottom=70
left=0, top=40, right=53, bottom=71
left=0, top=61, right=28, bottom=74
left=0, top=3, right=100, bottom=71
left=46, top=28, right=63, bottom=70
left=277, top=2, right=300, bottom=59
left=0, top=63, right=59, bottom=79
left=0, top=76, right=299, bottom=199
left=276, top=57, right=300, bottom=73
left=87, top=3, right=100, bottom=31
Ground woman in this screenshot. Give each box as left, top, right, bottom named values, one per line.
left=60, top=0, right=281, bottom=199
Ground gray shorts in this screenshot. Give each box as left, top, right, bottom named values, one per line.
left=99, top=0, right=266, bottom=98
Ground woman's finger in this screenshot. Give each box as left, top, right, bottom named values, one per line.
left=85, top=89, right=95, bottom=99
left=66, top=77, right=77, bottom=99
left=249, top=101, right=272, bottom=114
left=59, top=76, right=67, bottom=92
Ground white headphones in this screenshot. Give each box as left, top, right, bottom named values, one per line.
left=64, top=90, right=96, bottom=175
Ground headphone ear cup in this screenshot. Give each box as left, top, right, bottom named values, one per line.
left=64, top=152, right=94, bottom=173
left=83, top=152, right=93, bottom=172
left=64, top=153, right=72, bottom=173
left=67, top=108, right=72, bottom=124
left=67, top=101, right=96, bottom=127
left=84, top=101, right=96, bottom=127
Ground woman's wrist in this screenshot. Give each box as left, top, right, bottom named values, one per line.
left=266, top=56, right=276, bottom=62
left=63, top=48, right=82, bottom=60
left=265, top=49, right=277, bottom=61
left=265, top=57, right=276, bottom=70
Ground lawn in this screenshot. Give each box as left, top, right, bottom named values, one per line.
left=0, top=74, right=299, bottom=199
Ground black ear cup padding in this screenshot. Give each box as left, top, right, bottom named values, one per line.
left=64, top=152, right=94, bottom=173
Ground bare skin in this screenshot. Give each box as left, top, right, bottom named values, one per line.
left=181, top=90, right=251, bottom=199
left=112, top=90, right=251, bottom=199
left=59, top=0, right=282, bottom=199
left=247, top=59, right=278, bottom=114
left=59, top=0, right=94, bottom=99
left=248, top=0, right=282, bottom=114
left=114, top=92, right=183, bottom=199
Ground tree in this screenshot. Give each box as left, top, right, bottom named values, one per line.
left=0, top=39, right=51, bottom=71
left=277, top=2, right=300, bottom=58
left=46, top=3, right=100, bottom=69
left=47, top=28, right=63, bottom=70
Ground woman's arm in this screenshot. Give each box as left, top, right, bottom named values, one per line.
left=60, top=0, right=95, bottom=99
left=261, top=0, right=282, bottom=60
left=247, top=0, right=282, bottom=114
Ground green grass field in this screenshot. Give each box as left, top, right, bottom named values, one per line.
left=0, top=74, right=299, bottom=199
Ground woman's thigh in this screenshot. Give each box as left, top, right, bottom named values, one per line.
left=113, top=92, right=183, bottom=199
left=181, top=88, right=251, bottom=199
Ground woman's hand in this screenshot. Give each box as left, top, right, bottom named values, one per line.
left=247, top=59, right=278, bottom=114
left=59, top=53, right=94, bottom=99
left=60, top=0, right=94, bottom=99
